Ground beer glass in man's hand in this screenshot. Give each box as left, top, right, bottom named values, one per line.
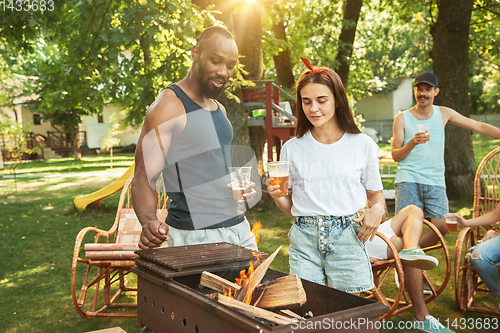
left=416, top=123, right=430, bottom=143
left=229, top=167, right=252, bottom=204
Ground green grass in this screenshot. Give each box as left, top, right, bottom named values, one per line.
left=0, top=174, right=136, bottom=332
left=473, top=133, right=500, bottom=165
left=1, top=144, right=499, bottom=333
left=0, top=154, right=135, bottom=176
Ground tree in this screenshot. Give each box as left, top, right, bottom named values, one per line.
left=430, top=0, right=476, bottom=199
left=192, top=0, right=265, bottom=169
left=264, top=0, right=297, bottom=89
left=271, top=20, right=295, bottom=89
left=233, top=0, right=267, bottom=172
left=335, top=0, right=363, bottom=87
left=1, top=0, right=208, bottom=160
left=100, top=113, right=122, bottom=169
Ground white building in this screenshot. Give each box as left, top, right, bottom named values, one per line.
left=356, top=77, right=413, bottom=142
left=1, top=100, right=140, bottom=159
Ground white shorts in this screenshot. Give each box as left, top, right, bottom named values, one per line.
left=365, top=219, right=397, bottom=260
left=166, top=217, right=258, bottom=251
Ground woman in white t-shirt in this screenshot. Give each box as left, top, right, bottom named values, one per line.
left=266, top=58, right=386, bottom=293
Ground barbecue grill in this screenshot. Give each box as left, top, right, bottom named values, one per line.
left=133, top=243, right=388, bottom=333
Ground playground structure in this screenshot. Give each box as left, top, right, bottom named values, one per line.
left=243, top=81, right=297, bottom=163
left=73, top=164, right=135, bottom=211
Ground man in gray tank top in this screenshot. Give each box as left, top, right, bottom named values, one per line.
left=132, top=26, right=259, bottom=251
left=392, top=72, right=500, bottom=248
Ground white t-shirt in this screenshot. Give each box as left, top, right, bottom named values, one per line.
left=281, top=131, right=383, bottom=217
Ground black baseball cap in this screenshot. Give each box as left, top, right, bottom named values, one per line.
left=414, top=72, right=438, bottom=87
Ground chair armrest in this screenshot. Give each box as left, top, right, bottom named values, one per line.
left=85, top=243, right=139, bottom=251
left=73, top=227, right=112, bottom=261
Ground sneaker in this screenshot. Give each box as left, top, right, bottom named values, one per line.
left=398, top=248, right=439, bottom=270
left=412, top=315, right=454, bottom=333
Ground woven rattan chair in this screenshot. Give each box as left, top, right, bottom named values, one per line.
left=364, top=219, right=451, bottom=320
left=71, top=175, right=169, bottom=318
left=454, top=146, right=500, bottom=316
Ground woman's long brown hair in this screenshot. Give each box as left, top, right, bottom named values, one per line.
left=295, top=68, right=361, bottom=138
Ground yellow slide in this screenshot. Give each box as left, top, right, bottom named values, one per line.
left=74, top=163, right=135, bottom=211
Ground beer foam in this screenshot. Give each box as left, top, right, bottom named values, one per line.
left=269, top=171, right=289, bottom=177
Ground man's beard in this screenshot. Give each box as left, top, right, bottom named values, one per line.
left=197, top=66, right=226, bottom=99
left=199, top=78, right=225, bottom=99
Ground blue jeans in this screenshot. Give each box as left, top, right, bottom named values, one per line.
left=288, top=214, right=374, bottom=293
left=471, top=236, right=500, bottom=298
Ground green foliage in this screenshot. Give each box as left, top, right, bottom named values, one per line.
left=2, top=0, right=500, bottom=161
left=1, top=0, right=216, bottom=157
left=261, top=0, right=500, bottom=113
left=469, top=0, right=500, bottom=114
left=224, top=61, right=255, bottom=103
left=348, top=1, right=432, bottom=98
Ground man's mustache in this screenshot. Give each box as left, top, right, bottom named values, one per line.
left=211, top=76, right=227, bottom=84
left=418, top=95, right=429, bottom=99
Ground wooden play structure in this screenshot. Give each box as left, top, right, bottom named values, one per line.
left=243, top=81, right=296, bottom=163
left=454, top=146, right=500, bottom=316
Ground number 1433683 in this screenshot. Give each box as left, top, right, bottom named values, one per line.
left=2, top=0, right=54, bottom=12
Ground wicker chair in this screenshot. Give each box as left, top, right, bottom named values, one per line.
left=454, top=146, right=500, bottom=316
left=364, top=219, right=451, bottom=320
left=71, top=175, right=169, bottom=318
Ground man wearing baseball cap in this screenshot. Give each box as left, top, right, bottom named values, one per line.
left=391, top=72, right=500, bottom=248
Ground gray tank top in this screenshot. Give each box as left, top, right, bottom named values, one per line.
left=162, top=84, right=243, bottom=230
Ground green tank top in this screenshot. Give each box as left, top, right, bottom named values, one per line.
left=395, top=105, right=445, bottom=187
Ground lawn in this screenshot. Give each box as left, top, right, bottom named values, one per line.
left=0, top=145, right=499, bottom=333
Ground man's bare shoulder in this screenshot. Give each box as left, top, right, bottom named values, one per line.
left=437, top=105, right=458, bottom=124
left=393, top=112, right=404, bottom=127
left=439, top=105, right=457, bottom=115
left=145, top=88, right=186, bottom=126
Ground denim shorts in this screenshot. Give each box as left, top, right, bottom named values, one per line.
left=288, top=214, right=374, bottom=293
left=395, top=182, right=448, bottom=219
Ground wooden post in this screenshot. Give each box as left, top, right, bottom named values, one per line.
left=265, top=81, right=274, bottom=163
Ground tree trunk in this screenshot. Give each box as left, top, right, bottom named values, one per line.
left=271, top=20, right=295, bottom=89
left=430, top=0, right=475, bottom=200
left=72, top=126, right=82, bottom=160
left=232, top=1, right=265, bottom=174
left=191, top=0, right=255, bottom=166
left=335, top=0, right=363, bottom=87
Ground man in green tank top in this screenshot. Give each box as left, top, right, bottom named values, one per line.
left=392, top=72, right=500, bottom=248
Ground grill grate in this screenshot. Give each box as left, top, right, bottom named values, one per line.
left=134, top=242, right=266, bottom=277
